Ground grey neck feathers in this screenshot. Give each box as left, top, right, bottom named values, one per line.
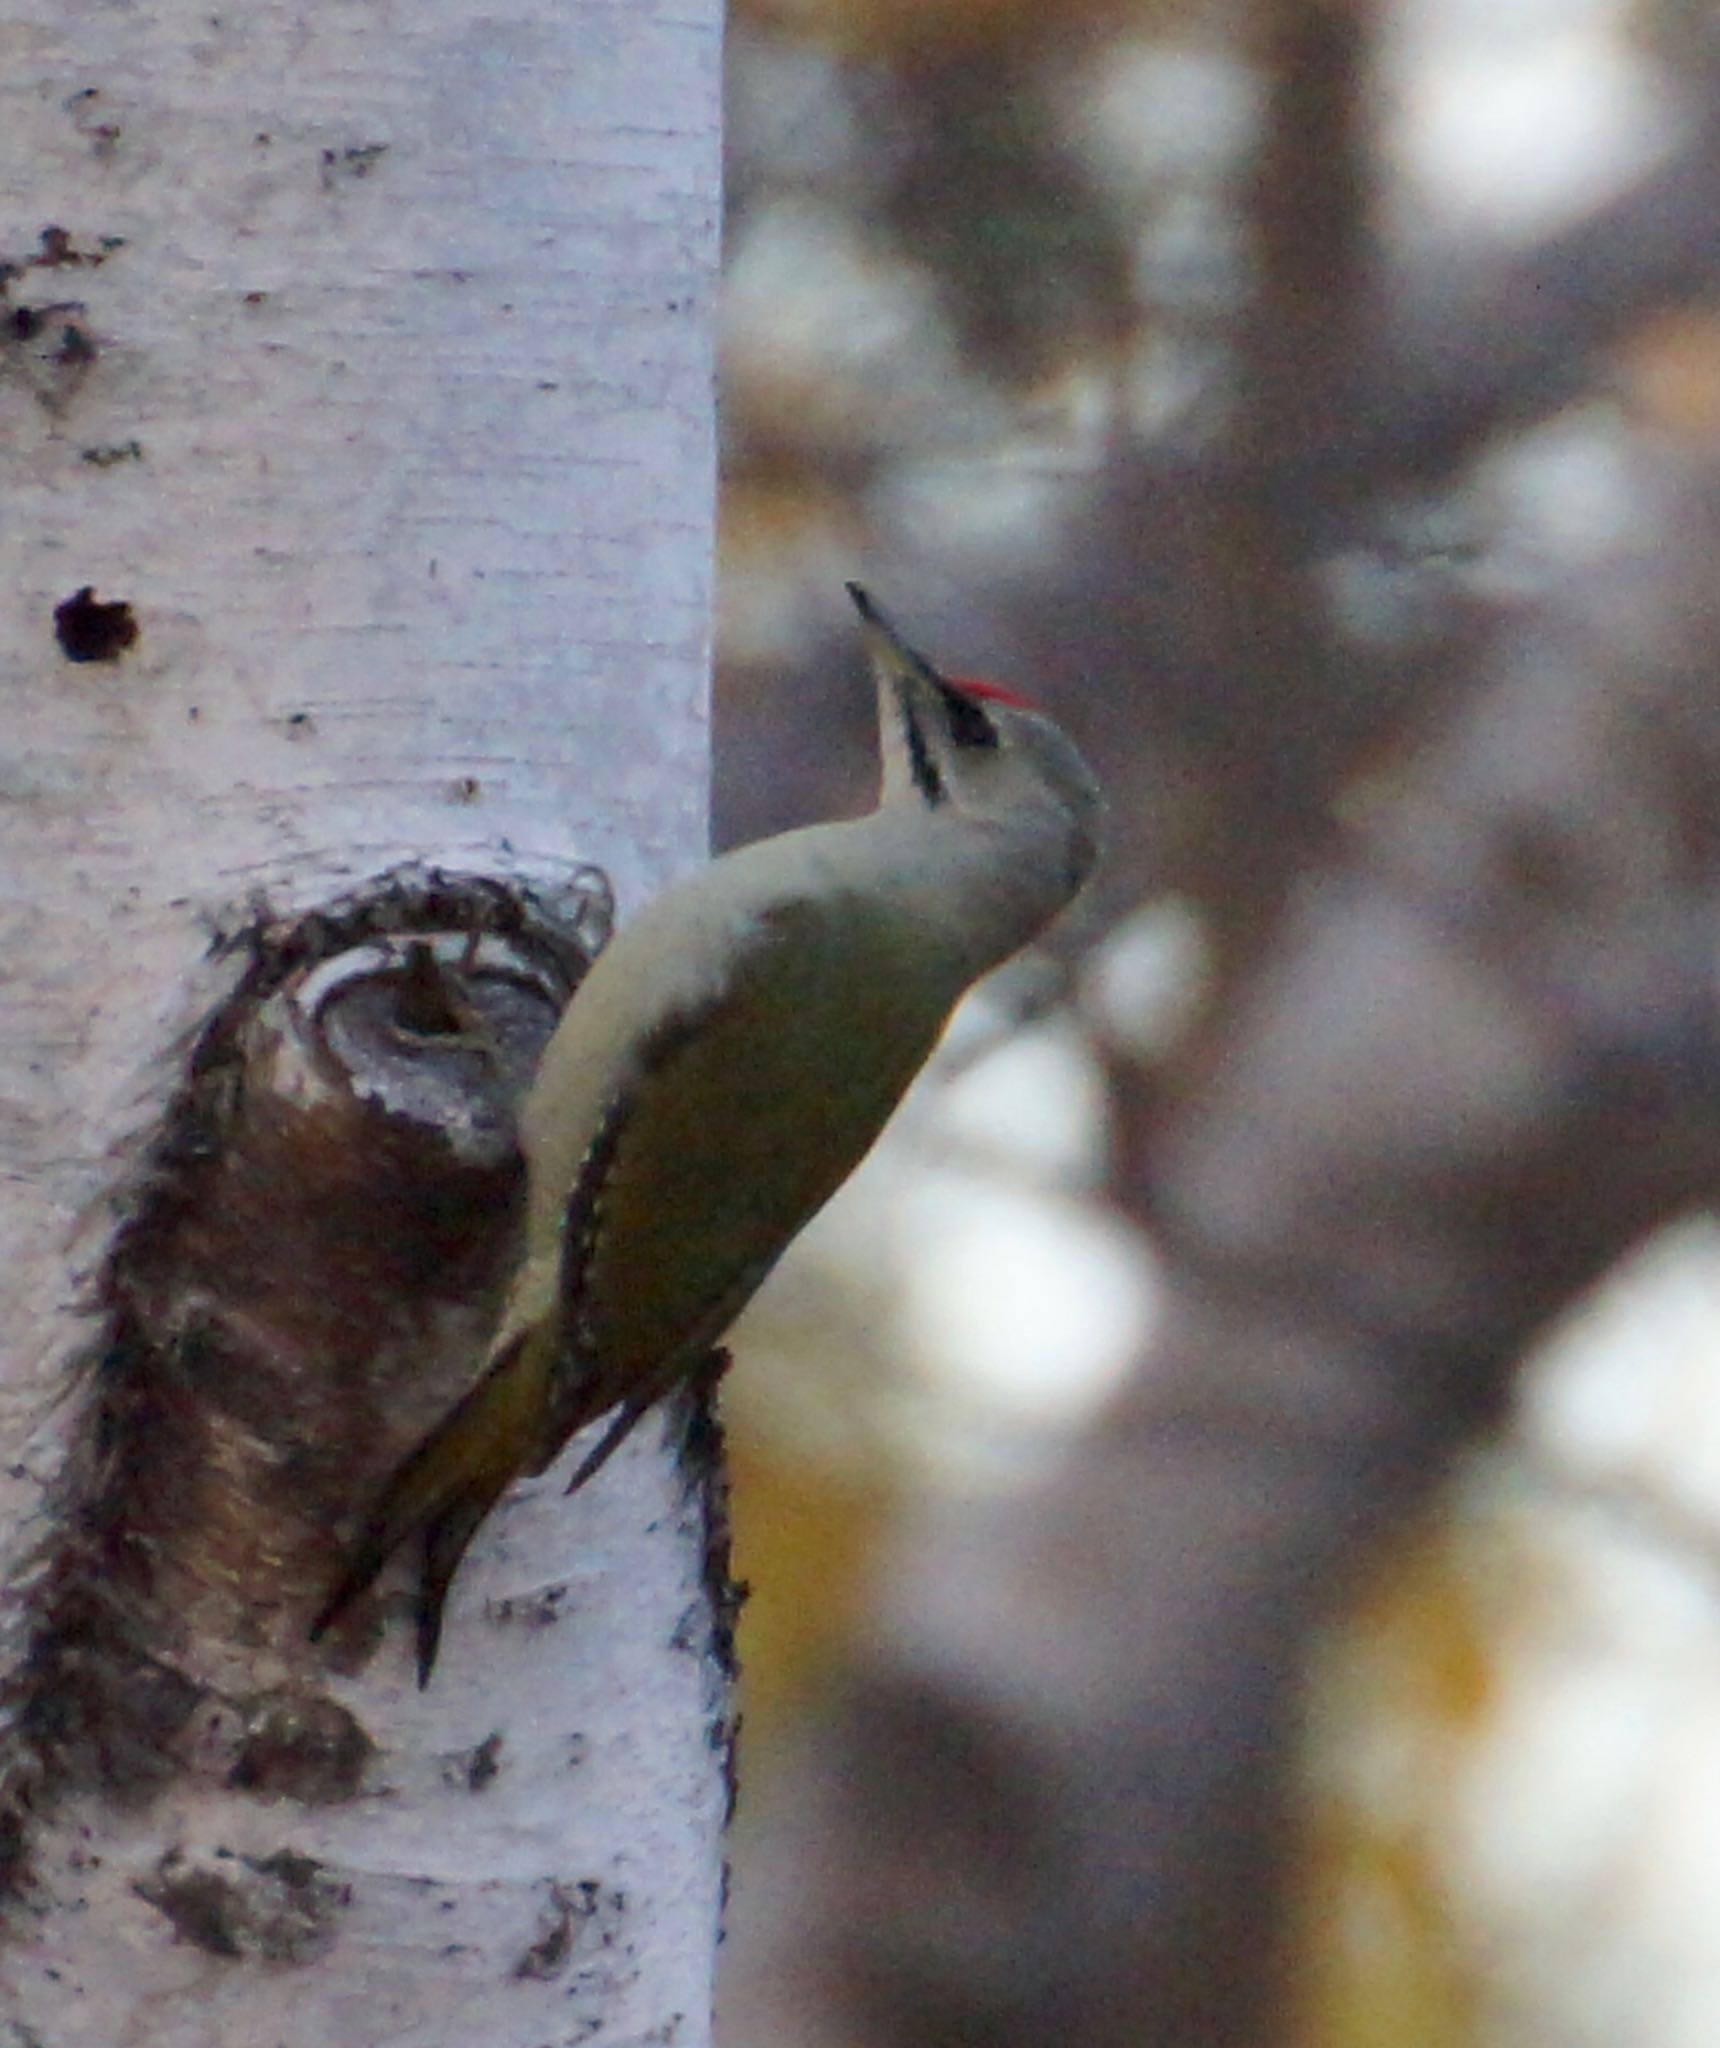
left=858, top=794, right=1093, bottom=978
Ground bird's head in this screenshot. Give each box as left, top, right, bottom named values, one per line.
left=848, top=583, right=1103, bottom=891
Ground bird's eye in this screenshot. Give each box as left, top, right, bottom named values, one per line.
left=937, top=682, right=999, bottom=751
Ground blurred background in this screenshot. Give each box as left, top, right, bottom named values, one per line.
left=710, top=2, right=1720, bottom=2042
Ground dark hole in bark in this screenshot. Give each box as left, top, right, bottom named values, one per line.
left=54, top=586, right=137, bottom=663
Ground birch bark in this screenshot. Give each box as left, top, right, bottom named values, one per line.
left=0, top=3, right=725, bottom=2041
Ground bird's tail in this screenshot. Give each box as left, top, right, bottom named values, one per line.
left=310, top=1327, right=550, bottom=1685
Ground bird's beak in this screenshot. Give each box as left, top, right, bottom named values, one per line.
left=846, top=583, right=940, bottom=695
left=847, top=583, right=949, bottom=806
left=846, top=582, right=948, bottom=732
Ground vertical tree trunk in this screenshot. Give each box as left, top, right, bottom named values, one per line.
left=0, top=3, right=726, bottom=2040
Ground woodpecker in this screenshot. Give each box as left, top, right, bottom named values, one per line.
left=313, top=584, right=1103, bottom=1681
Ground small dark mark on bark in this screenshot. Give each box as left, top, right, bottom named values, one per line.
left=135, top=1845, right=350, bottom=1962
left=0, top=226, right=117, bottom=274
left=676, top=1354, right=744, bottom=1830
left=512, top=1878, right=601, bottom=1981
left=226, top=1691, right=373, bottom=1803
left=35, top=227, right=107, bottom=269
left=52, top=324, right=95, bottom=368
left=79, top=440, right=143, bottom=468
left=486, top=1582, right=569, bottom=1634
left=320, top=142, right=390, bottom=190
left=60, top=91, right=121, bottom=154
left=3, top=293, right=99, bottom=408
left=135, top=1855, right=244, bottom=1957
left=53, top=587, right=137, bottom=663
left=678, top=1351, right=744, bottom=1687
left=444, top=1730, right=503, bottom=1793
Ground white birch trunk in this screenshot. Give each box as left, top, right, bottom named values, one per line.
left=0, top=2, right=726, bottom=2040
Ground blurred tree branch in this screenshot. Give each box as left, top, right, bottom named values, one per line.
left=1346, top=90, right=1720, bottom=501
left=999, top=66, right=1720, bottom=974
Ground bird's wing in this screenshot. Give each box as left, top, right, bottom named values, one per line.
left=538, top=891, right=951, bottom=1462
